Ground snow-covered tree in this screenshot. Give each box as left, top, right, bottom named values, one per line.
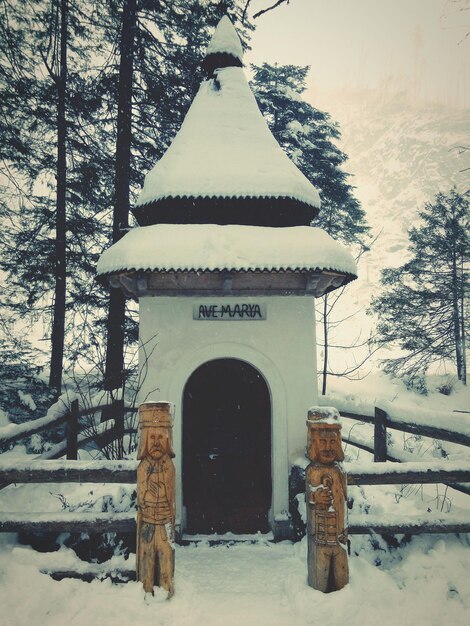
left=251, top=63, right=367, bottom=245
left=0, top=0, right=113, bottom=391
left=0, top=1, right=252, bottom=394
left=371, top=189, right=469, bottom=386
left=250, top=63, right=369, bottom=393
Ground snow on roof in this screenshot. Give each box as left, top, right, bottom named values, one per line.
left=135, top=64, right=321, bottom=211
left=96, top=224, right=357, bottom=277
left=205, top=16, right=243, bottom=63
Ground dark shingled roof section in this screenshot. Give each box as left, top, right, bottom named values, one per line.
left=132, top=195, right=319, bottom=227
left=201, top=51, right=243, bottom=77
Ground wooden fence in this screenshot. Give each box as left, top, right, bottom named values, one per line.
left=333, top=400, right=470, bottom=496
left=0, top=399, right=469, bottom=537
left=0, top=399, right=138, bottom=461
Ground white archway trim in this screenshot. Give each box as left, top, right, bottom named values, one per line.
left=166, top=341, right=289, bottom=533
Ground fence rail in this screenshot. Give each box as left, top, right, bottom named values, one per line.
left=1, top=459, right=469, bottom=535
left=2, top=459, right=470, bottom=486
left=342, top=433, right=470, bottom=496
left=1, top=510, right=469, bottom=536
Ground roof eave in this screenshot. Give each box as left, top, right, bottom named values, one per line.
left=97, top=268, right=357, bottom=299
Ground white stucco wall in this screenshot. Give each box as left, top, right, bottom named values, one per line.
left=138, top=295, right=318, bottom=534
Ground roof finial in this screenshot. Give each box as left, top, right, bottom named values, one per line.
left=202, top=16, right=243, bottom=77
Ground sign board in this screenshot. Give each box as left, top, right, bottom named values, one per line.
left=194, top=303, right=267, bottom=321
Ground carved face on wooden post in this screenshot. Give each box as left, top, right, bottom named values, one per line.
left=308, top=426, right=344, bottom=465
left=138, top=426, right=174, bottom=461
left=137, top=406, right=175, bottom=461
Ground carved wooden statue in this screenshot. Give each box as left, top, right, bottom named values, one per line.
left=306, top=406, right=348, bottom=593
left=136, top=402, right=176, bottom=597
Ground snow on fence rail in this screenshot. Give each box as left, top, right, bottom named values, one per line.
left=1, top=459, right=470, bottom=486
left=4, top=395, right=467, bottom=463
left=321, top=395, right=470, bottom=497
left=345, top=459, right=470, bottom=485
left=0, top=399, right=138, bottom=457
left=0, top=511, right=135, bottom=533
left=347, top=513, right=470, bottom=536
left=0, top=459, right=138, bottom=482
left=373, top=404, right=470, bottom=459
left=0, top=401, right=70, bottom=447
left=319, top=394, right=470, bottom=455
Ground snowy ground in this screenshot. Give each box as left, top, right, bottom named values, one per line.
left=1, top=377, right=469, bottom=625
left=0, top=478, right=469, bottom=626
left=0, top=532, right=469, bottom=626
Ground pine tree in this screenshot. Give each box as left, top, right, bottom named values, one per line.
left=0, top=1, right=253, bottom=396
left=370, top=189, right=469, bottom=386
left=250, top=63, right=369, bottom=393
left=0, top=2, right=110, bottom=338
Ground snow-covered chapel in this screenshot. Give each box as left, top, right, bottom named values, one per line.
left=97, top=16, right=357, bottom=540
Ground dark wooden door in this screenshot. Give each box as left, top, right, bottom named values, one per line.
left=183, top=359, right=271, bottom=534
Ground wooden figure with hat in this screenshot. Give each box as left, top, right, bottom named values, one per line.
left=136, top=401, right=176, bottom=597
left=306, top=406, right=348, bottom=592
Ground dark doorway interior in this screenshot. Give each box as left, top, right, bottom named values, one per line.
left=183, top=359, right=272, bottom=534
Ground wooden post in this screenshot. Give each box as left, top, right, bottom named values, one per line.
left=374, top=407, right=388, bottom=462
left=136, top=401, right=175, bottom=598
left=66, top=399, right=79, bottom=460
left=306, top=407, right=348, bottom=593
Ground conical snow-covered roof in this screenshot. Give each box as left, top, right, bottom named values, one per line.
left=133, top=17, right=321, bottom=227
left=202, top=14, right=243, bottom=74
left=206, top=15, right=243, bottom=60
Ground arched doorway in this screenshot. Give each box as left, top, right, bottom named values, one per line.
left=183, top=358, right=272, bottom=534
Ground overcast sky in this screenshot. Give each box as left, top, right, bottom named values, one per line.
left=245, top=0, right=469, bottom=109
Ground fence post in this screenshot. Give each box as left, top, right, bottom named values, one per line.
left=67, top=399, right=79, bottom=460
left=374, top=407, right=387, bottom=462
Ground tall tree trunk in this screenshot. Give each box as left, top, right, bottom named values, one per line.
left=321, top=295, right=328, bottom=395
left=460, top=253, right=467, bottom=384
left=451, top=235, right=464, bottom=381
left=321, top=208, right=335, bottom=397
left=49, top=0, right=67, bottom=395
left=103, top=0, right=137, bottom=391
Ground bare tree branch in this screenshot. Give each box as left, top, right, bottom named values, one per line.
left=241, top=0, right=253, bottom=23
left=243, top=0, right=292, bottom=21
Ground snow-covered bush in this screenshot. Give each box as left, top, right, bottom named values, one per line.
left=0, top=338, right=55, bottom=424
left=0, top=337, right=59, bottom=454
